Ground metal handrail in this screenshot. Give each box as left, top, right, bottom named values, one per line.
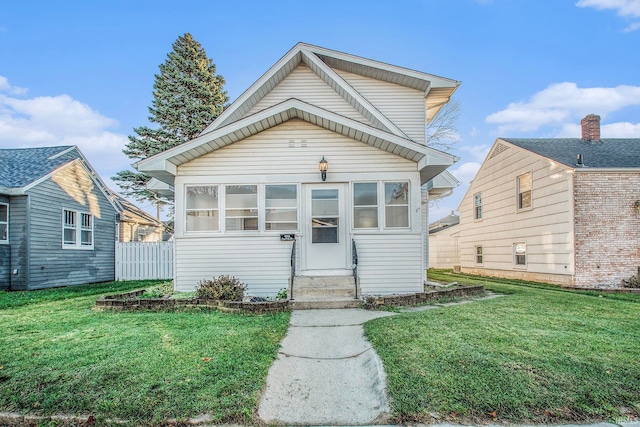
left=289, top=240, right=296, bottom=300
left=351, top=239, right=358, bottom=299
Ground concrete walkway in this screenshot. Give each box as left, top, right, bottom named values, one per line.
left=258, top=309, right=395, bottom=425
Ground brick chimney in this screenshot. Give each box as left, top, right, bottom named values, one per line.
left=581, top=114, right=601, bottom=141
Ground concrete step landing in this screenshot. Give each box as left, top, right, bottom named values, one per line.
left=292, top=275, right=360, bottom=299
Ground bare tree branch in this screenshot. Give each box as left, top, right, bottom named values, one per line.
left=426, top=98, right=461, bottom=151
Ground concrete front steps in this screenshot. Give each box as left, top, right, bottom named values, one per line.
left=290, top=275, right=362, bottom=310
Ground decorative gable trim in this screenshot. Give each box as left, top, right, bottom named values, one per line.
left=488, top=142, right=510, bottom=160
left=200, top=43, right=459, bottom=136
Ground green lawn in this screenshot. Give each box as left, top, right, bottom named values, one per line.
left=365, top=270, right=640, bottom=424
left=0, top=281, right=290, bottom=426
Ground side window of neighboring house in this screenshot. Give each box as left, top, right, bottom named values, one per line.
left=517, top=172, right=532, bottom=210
left=514, top=242, right=527, bottom=266
left=474, top=193, right=482, bottom=219
left=63, top=209, right=94, bottom=249
left=475, top=246, right=483, bottom=264
left=0, top=203, right=8, bottom=243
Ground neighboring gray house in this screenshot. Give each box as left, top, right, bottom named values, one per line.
left=0, top=146, right=118, bottom=290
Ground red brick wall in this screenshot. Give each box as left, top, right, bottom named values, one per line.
left=573, top=172, right=640, bottom=288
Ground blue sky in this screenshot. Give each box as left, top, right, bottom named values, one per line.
left=1, top=0, right=639, bottom=219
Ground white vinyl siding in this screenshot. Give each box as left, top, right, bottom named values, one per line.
left=178, top=120, right=416, bottom=178
left=355, top=234, right=423, bottom=295
left=245, top=64, right=373, bottom=126
left=0, top=203, right=7, bottom=243
left=62, top=209, right=94, bottom=250
left=334, top=69, right=427, bottom=143
left=174, top=237, right=292, bottom=295
left=458, top=140, right=574, bottom=283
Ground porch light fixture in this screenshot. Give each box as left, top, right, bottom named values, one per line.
left=319, top=157, right=328, bottom=181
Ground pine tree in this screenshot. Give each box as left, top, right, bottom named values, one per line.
left=113, top=33, right=228, bottom=210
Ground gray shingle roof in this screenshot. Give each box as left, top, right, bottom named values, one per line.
left=0, top=146, right=79, bottom=189
left=501, top=138, right=640, bottom=169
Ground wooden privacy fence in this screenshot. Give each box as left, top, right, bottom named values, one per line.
left=116, top=242, right=173, bottom=280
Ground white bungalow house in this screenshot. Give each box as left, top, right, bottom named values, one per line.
left=137, top=43, right=460, bottom=298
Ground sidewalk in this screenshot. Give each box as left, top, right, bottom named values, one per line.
left=258, top=308, right=395, bottom=425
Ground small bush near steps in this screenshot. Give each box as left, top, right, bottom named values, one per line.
left=196, top=275, right=247, bottom=301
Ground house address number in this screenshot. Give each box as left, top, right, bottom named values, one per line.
left=280, top=234, right=296, bottom=241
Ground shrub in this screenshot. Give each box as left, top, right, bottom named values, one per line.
left=621, top=274, right=640, bottom=288
left=276, top=288, right=288, bottom=299
left=196, top=275, right=247, bottom=301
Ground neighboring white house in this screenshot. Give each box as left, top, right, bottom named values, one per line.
left=137, top=42, right=460, bottom=296
left=428, top=212, right=460, bottom=269
left=457, top=114, right=640, bottom=288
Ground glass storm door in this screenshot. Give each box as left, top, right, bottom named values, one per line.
left=303, top=184, right=348, bottom=271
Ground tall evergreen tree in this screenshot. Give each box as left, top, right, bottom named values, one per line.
left=113, top=33, right=228, bottom=210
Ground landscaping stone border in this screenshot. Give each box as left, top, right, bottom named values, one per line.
left=362, top=285, right=485, bottom=309
left=95, top=290, right=290, bottom=314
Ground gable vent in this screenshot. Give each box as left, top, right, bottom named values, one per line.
left=489, top=143, right=509, bottom=160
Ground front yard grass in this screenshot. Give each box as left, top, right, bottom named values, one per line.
left=0, top=280, right=290, bottom=426
left=365, top=270, right=640, bottom=424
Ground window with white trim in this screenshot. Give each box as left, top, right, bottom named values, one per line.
left=265, top=184, right=298, bottom=231
left=517, top=172, right=532, bottom=210
left=353, top=182, right=378, bottom=229
left=0, top=203, right=8, bottom=243
left=475, top=246, right=483, bottom=264
left=225, top=185, right=258, bottom=231
left=385, top=182, right=409, bottom=228
left=474, top=193, right=482, bottom=220
left=514, top=242, right=527, bottom=266
left=63, top=209, right=93, bottom=249
left=186, top=186, right=219, bottom=232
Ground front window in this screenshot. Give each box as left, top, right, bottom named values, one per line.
left=186, top=186, right=219, bottom=231
left=0, top=203, right=8, bottom=243
left=474, top=193, right=482, bottom=220
left=63, top=209, right=94, bottom=249
left=353, top=182, right=378, bottom=229
left=517, top=172, right=532, bottom=210
left=265, top=184, right=298, bottom=230
left=385, top=182, right=409, bottom=228
left=225, top=185, right=258, bottom=231
left=475, top=246, right=483, bottom=264
left=514, top=242, right=527, bottom=266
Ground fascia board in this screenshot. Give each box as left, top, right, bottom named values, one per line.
left=574, top=167, right=640, bottom=173
left=301, top=49, right=409, bottom=139
left=305, top=43, right=460, bottom=89
left=0, top=186, right=25, bottom=195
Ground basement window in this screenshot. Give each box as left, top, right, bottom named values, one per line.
left=475, top=246, right=483, bottom=264
left=514, top=242, right=527, bottom=266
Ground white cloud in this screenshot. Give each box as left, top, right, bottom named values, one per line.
left=576, top=0, right=640, bottom=17
left=486, top=82, right=640, bottom=133
left=0, top=75, right=130, bottom=186
left=461, top=143, right=492, bottom=163
left=450, top=161, right=482, bottom=185
left=623, top=21, right=640, bottom=31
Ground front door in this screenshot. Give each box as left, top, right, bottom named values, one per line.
left=303, top=183, right=348, bottom=272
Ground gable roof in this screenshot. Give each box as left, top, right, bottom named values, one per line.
left=109, top=191, right=163, bottom=226
left=0, top=145, right=119, bottom=212
left=200, top=42, right=460, bottom=137
left=0, top=146, right=78, bottom=189
left=428, top=212, right=460, bottom=234
left=137, top=98, right=459, bottom=186
left=501, top=138, right=640, bottom=169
